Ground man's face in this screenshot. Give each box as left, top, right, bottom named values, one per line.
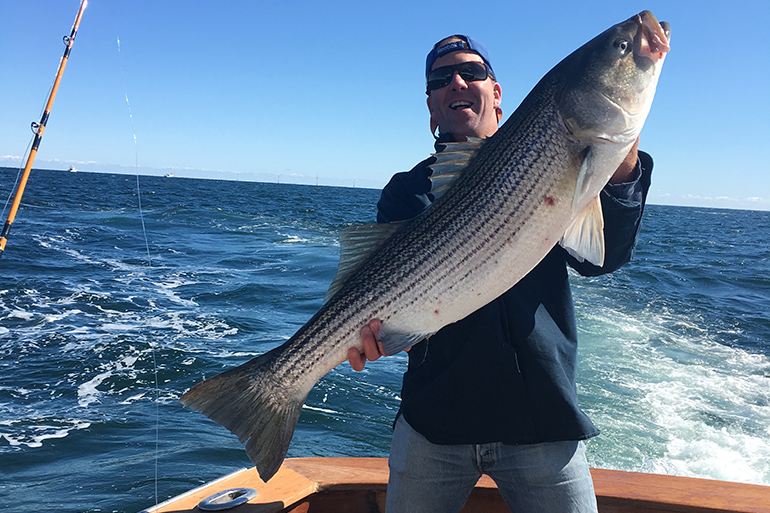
left=427, top=50, right=502, bottom=140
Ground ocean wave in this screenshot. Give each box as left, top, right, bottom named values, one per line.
left=0, top=417, right=91, bottom=450
left=576, top=288, right=770, bottom=485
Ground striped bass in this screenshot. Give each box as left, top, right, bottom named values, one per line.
left=181, top=10, right=670, bottom=482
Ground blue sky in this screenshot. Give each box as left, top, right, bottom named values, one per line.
left=1, top=0, right=768, bottom=211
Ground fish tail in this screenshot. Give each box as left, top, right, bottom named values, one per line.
left=179, top=348, right=307, bottom=482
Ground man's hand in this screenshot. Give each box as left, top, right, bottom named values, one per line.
left=348, top=319, right=384, bottom=372
left=608, top=137, right=640, bottom=184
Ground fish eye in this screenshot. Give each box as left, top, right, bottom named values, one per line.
left=614, top=39, right=630, bottom=55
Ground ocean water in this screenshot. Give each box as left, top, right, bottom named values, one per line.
left=1, top=167, right=768, bottom=512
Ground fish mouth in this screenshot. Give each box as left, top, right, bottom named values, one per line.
left=599, top=90, right=632, bottom=118
left=635, top=11, right=671, bottom=63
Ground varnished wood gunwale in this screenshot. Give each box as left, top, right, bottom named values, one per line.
left=141, top=457, right=770, bottom=513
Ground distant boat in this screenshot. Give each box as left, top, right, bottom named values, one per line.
left=69, top=166, right=77, bottom=173
left=164, top=173, right=174, bottom=178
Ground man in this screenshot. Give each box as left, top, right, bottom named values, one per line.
left=348, top=35, right=652, bottom=513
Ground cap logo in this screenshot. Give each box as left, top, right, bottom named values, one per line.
left=435, top=40, right=470, bottom=59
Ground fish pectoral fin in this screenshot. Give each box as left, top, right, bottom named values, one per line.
left=559, top=195, right=605, bottom=266
left=571, top=145, right=600, bottom=217
left=324, top=222, right=403, bottom=303
left=378, top=326, right=434, bottom=356
left=428, top=138, right=482, bottom=201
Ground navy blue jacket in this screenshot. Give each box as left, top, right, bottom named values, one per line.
left=377, top=141, right=653, bottom=445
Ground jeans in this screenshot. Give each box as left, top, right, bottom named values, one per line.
left=386, top=416, right=598, bottom=513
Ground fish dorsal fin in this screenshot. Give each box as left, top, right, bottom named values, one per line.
left=428, top=138, right=483, bottom=200
left=324, top=222, right=403, bottom=302
left=559, top=195, right=605, bottom=266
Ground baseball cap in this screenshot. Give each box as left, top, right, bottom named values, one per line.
left=425, top=35, right=496, bottom=80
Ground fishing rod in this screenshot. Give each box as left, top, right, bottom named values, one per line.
left=0, top=0, right=88, bottom=260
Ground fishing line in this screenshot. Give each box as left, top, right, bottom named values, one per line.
left=117, top=35, right=160, bottom=507
left=117, top=37, right=152, bottom=267
left=149, top=339, right=160, bottom=507
left=2, top=86, right=49, bottom=219
left=2, top=79, right=56, bottom=220
left=1, top=139, right=34, bottom=220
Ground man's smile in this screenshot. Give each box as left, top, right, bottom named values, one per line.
left=450, top=100, right=473, bottom=110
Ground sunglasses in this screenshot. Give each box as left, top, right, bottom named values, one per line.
left=426, top=61, right=492, bottom=93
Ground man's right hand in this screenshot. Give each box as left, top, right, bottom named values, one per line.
left=348, top=319, right=383, bottom=372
